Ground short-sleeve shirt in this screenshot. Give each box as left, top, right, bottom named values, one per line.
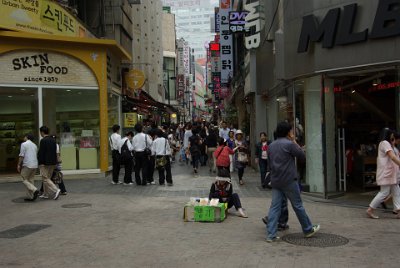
left=376, top=140, right=398, bottom=186
left=19, top=140, right=38, bottom=168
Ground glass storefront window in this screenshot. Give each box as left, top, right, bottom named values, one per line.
left=0, top=87, right=38, bottom=174
left=43, top=88, right=100, bottom=170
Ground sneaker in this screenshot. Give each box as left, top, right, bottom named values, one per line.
left=111, top=181, right=118, bottom=185
left=305, top=224, right=320, bottom=238
left=60, top=192, right=67, bottom=195
left=146, top=182, right=150, bottom=185
left=53, top=189, right=61, bottom=200
left=32, top=190, right=39, bottom=201
left=167, top=183, right=173, bottom=186
left=266, top=237, right=280, bottom=243
left=39, top=194, right=49, bottom=199
left=123, top=183, right=133, bottom=186
left=150, top=181, right=156, bottom=185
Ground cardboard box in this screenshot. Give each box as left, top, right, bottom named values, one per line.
left=184, top=203, right=226, bottom=222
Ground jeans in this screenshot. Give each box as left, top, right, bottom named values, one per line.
left=259, top=159, right=268, bottom=186
left=266, top=181, right=313, bottom=239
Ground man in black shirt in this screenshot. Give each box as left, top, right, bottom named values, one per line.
left=37, top=126, right=60, bottom=200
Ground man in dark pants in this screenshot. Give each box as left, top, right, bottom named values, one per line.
left=146, top=122, right=158, bottom=185
left=109, top=124, right=122, bottom=184
left=119, top=131, right=134, bottom=185
left=132, top=123, right=153, bottom=186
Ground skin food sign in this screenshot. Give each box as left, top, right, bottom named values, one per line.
left=0, top=51, right=97, bottom=86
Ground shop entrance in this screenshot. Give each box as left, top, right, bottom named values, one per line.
left=332, top=67, right=399, bottom=191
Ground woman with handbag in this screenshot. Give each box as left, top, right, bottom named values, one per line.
left=234, top=130, right=248, bottom=185
left=152, top=129, right=173, bottom=186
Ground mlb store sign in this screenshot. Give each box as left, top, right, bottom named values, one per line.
left=298, top=0, right=400, bottom=53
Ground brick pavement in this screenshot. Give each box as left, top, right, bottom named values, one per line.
left=0, top=162, right=400, bottom=267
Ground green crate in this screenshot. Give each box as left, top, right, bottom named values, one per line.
left=194, top=203, right=226, bottom=222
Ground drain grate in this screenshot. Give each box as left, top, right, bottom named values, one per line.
left=0, top=224, right=51, bottom=239
left=61, top=203, right=92, bottom=208
left=281, top=232, right=349, bottom=247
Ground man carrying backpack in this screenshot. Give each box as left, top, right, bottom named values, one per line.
left=119, top=131, right=134, bottom=185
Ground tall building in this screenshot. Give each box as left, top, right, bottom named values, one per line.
left=132, top=1, right=164, bottom=102
left=162, top=0, right=218, bottom=59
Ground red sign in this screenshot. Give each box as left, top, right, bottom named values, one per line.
left=210, top=43, right=220, bottom=51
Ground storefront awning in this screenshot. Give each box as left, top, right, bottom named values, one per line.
left=123, top=91, right=179, bottom=115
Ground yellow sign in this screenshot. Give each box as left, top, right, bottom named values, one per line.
left=125, top=69, right=146, bottom=91
left=124, top=113, right=138, bottom=128
left=0, top=0, right=92, bottom=38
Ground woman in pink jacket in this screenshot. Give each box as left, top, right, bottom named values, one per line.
left=367, top=128, right=400, bottom=219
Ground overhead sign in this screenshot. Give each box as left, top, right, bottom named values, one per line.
left=0, top=0, right=93, bottom=38
left=125, top=69, right=146, bottom=91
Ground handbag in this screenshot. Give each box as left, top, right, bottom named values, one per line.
left=156, top=139, right=168, bottom=169
left=51, top=170, right=63, bottom=184
left=238, top=152, right=248, bottom=163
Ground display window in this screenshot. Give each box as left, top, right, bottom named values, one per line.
left=0, top=87, right=38, bottom=174
left=42, top=87, right=100, bottom=170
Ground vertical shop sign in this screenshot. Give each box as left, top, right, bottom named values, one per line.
left=219, top=0, right=233, bottom=88
left=177, top=74, right=185, bottom=100
left=215, top=7, right=220, bottom=33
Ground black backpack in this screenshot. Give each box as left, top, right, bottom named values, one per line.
left=120, top=140, right=133, bottom=163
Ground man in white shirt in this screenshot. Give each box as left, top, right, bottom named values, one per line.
left=132, top=123, right=153, bottom=186
left=109, top=124, right=122, bottom=184
left=219, top=121, right=230, bottom=140
left=152, top=129, right=173, bottom=186
left=17, top=133, right=39, bottom=201
left=119, top=131, right=134, bottom=185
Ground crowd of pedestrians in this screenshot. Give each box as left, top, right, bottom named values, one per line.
left=109, top=120, right=252, bottom=187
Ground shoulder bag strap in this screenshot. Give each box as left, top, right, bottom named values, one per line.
left=216, top=146, right=225, bottom=159
left=164, top=138, right=167, bottom=155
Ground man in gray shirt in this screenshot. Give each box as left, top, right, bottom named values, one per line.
left=266, top=121, right=320, bottom=242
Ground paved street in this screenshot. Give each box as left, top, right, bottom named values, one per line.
left=1, top=163, right=400, bottom=268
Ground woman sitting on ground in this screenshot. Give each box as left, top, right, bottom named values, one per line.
left=209, top=173, right=248, bottom=218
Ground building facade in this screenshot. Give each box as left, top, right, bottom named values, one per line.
left=239, top=0, right=400, bottom=197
